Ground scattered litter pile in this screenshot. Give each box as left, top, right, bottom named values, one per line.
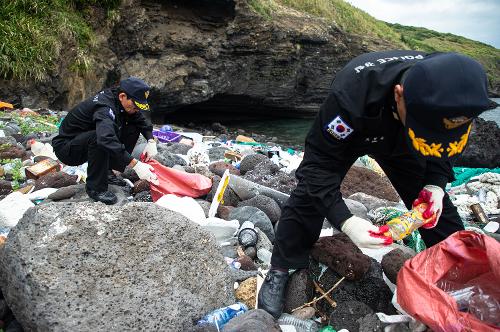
left=0, top=107, right=498, bottom=331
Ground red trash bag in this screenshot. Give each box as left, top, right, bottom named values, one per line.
left=146, top=159, right=212, bottom=202
left=397, top=230, right=500, bottom=332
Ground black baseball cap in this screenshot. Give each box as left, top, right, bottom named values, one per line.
left=120, top=77, right=150, bottom=111
left=402, top=52, right=491, bottom=160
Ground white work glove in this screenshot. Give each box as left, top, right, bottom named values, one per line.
left=412, top=185, right=444, bottom=229
left=133, top=161, right=159, bottom=185
left=341, top=216, right=393, bottom=249
left=142, top=139, right=158, bottom=162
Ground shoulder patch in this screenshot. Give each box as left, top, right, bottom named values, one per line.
left=108, top=108, right=115, bottom=120
left=325, top=115, right=353, bottom=140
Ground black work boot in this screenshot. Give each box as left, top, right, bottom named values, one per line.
left=86, top=187, right=118, bottom=205
left=257, top=268, right=289, bottom=319
left=107, top=170, right=126, bottom=186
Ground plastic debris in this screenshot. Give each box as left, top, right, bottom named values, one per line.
left=197, top=302, right=248, bottom=329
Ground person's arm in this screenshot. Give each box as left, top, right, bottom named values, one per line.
left=93, top=107, right=133, bottom=169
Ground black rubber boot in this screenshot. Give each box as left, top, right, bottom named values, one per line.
left=86, top=187, right=118, bottom=205
left=257, top=269, right=289, bottom=319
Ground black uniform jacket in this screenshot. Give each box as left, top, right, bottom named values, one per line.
left=297, top=50, right=454, bottom=229
left=53, top=87, right=153, bottom=169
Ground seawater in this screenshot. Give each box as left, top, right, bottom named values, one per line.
left=225, top=98, right=500, bottom=150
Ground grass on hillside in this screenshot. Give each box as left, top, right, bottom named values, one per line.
left=0, top=0, right=119, bottom=81
left=249, top=0, right=499, bottom=87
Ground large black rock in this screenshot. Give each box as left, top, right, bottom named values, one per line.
left=456, top=118, right=500, bottom=168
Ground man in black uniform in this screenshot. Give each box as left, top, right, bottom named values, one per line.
left=53, top=77, right=159, bottom=205
left=257, top=51, right=492, bottom=318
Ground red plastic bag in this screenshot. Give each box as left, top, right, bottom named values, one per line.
left=397, top=231, right=500, bottom=332
left=147, top=159, right=212, bottom=202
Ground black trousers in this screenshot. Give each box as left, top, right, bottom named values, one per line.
left=271, top=154, right=464, bottom=269
left=53, top=126, right=139, bottom=192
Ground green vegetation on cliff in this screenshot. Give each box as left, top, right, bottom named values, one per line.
left=250, top=0, right=499, bottom=89
left=0, top=0, right=119, bottom=81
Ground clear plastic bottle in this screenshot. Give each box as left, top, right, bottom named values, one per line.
left=468, top=293, right=500, bottom=325
left=197, top=302, right=248, bottom=329
left=384, top=203, right=432, bottom=241
left=278, top=313, right=319, bottom=332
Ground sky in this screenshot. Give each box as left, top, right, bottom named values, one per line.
left=346, top=0, right=500, bottom=48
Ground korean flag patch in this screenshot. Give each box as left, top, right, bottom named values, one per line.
left=108, top=108, right=115, bottom=120
left=325, top=115, right=353, bottom=140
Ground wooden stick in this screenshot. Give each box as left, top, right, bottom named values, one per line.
left=313, top=280, right=337, bottom=308
left=291, top=276, right=345, bottom=312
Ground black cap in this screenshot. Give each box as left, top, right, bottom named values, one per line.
left=402, top=52, right=491, bottom=160
left=120, top=77, right=150, bottom=111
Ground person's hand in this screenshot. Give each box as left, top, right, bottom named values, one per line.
left=142, top=139, right=157, bottom=162
left=133, top=160, right=159, bottom=185
left=413, top=185, right=444, bottom=229
left=341, top=216, right=393, bottom=248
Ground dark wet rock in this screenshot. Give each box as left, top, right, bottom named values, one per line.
left=381, top=248, right=415, bottom=285
left=34, top=172, right=78, bottom=191
left=244, top=247, right=257, bottom=259
left=237, top=195, right=281, bottom=224
left=292, top=307, right=316, bottom=320
left=218, top=134, right=229, bottom=142
left=456, top=118, right=500, bottom=168
left=132, top=179, right=150, bottom=194
left=0, top=298, right=8, bottom=320
left=310, top=263, right=395, bottom=317
left=211, top=122, right=227, bottom=134
left=366, top=258, right=384, bottom=280
left=222, top=309, right=281, bottom=332
left=209, top=161, right=240, bottom=177
left=255, top=227, right=273, bottom=252
left=33, top=156, right=51, bottom=163
left=192, top=323, right=219, bottom=332
left=284, top=269, right=313, bottom=314
left=229, top=269, right=259, bottom=283
left=344, top=198, right=368, bottom=219
left=207, top=175, right=240, bottom=207
left=155, top=149, right=187, bottom=167
left=329, top=301, right=374, bottom=332
left=208, top=147, right=229, bottom=162
left=0, top=180, right=12, bottom=196
left=163, top=142, right=192, bottom=155
left=217, top=205, right=235, bottom=220
left=11, top=134, right=26, bottom=144
left=311, top=233, right=371, bottom=280
left=4, top=319, right=23, bottom=332
left=220, top=244, right=238, bottom=259
left=229, top=207, right=274, bottom=243
left=348, top=192, right=400, bottom=212
left=0, top=202, right=235, bottom=331
left=235, top=255, right=257, bottom=271
left=243, top=161, right=297, bottom=195
left=239, top=154, right=269, bottom=175
left=47, top=186, right=77, bottom=201
left=184, top=165, right=196, bottom=173
left=358, top=313, right=384, bottom=332
left=0, top=145, right=26, bottom=160
left=193, top=165, right=214, bottom=178
left=0, top=137, right=18, bottom=146
left=134, top=190, right=153, bottom=202
left=342, top=166, right=400, bottom=202
left=122, top=166, right=140, bottom=183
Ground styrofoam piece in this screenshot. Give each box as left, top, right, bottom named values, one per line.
left=155, top=194, right=206, bottom=225
left=0, top=192, right=35, bottom=228
left=484, top=221, right=499, bottom=233
left=27, top=187, right=58, bottom=201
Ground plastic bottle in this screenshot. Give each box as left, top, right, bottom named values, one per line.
left=278, top=313, right=319, bottom=332
left=319, top=326, right=337, bottom=332
left=197, top=302, right=248, bottom=329
left=383, top=203, right=432, bottom=241
left=468, top=293, right=500, bottom=325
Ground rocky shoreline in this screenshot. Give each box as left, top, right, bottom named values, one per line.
left=0, top=107, right=499, bottom=331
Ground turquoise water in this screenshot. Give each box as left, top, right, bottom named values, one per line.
left=225, top=98, right=500, bottom=149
